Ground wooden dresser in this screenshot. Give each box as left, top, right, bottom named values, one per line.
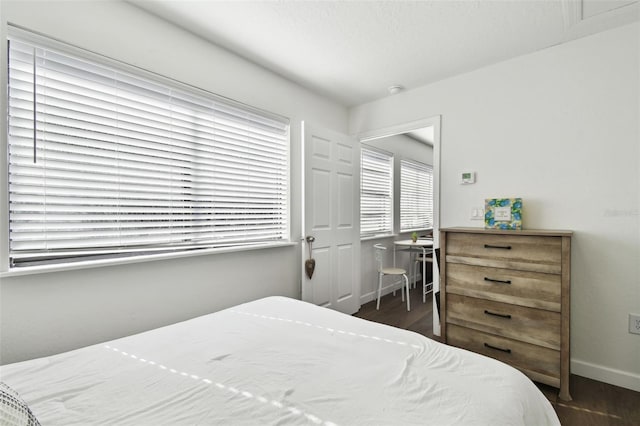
left=440, top=227, right=572, bottom=401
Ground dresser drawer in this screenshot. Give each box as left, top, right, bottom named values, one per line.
left=447, top=324, right=560, bottom=381
left=445, top=232, right=562, bottom=273
left=445, top=262, right=561, bottom=311
left=446, top=293, right=560, bottom=350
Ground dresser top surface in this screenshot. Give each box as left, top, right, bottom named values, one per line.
left=440, top=227, right=573, bottom=237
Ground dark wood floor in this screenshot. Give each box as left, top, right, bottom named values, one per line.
left=355, top=287, right=640, bottom=426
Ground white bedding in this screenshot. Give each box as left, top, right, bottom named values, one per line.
left=0, top=296, right=559, bottom=425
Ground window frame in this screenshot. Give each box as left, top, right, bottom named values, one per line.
left=4, top=28, right=292, bottom=273
left=360, top=146, right=394, bottom=238
left=399, top=159, right=433, bottom=233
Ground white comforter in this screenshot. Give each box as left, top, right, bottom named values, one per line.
left=1, top=296, right=559, bottom=425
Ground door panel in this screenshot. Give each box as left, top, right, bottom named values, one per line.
left=311, top=169, right=331, bottom=229
left=337, top=244, right=354, bottom=300
left=311, top=246, right=331, bottom=307
left=337, top=173, right=353, bottom=227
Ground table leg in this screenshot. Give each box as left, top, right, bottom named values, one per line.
left=422, top=247, right=426, bottom=303
left=393, top=244, right=397, bottom=268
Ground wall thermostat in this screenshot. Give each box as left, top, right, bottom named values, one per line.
left=461, top=171, right=476, bottom=184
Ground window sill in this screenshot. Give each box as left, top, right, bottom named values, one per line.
left=0, top=241, right=297, bottom=278
left=399, top=227, right=434, bottom=234
left=360, top=233, right=398, bottom=242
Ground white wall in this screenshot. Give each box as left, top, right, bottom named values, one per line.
left=0, top=0, right=347, bottom=364
left=350, top=23, right=640, bottom=391
left=360, top=134, right=433, bottom=304
left=1, top=2, right=638, bottom=394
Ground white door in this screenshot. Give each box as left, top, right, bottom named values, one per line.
left=302, top=122, right=360, bottom=314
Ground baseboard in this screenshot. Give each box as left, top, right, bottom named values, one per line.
left=572, top=358, right=640, bottom=392
left=360, top=276, right=419, bottom=305
left=360, top=291, right=377, bottom=305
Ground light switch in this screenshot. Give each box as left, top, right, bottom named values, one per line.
left=470, top=207, right=484, bottom=220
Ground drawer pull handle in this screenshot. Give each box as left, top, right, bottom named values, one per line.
left=484, top=244, right=512, bottom=250
left=484, top=277, right=512, bottom=285
left=484, top=343, right=511, bottom=354
left=484, top=309, right=512, bottom=319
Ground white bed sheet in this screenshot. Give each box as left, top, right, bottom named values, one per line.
left=0, top=296, right=559, bottom=425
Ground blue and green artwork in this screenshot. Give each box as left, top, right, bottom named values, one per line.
left=484, top=198, right=523, bottom=230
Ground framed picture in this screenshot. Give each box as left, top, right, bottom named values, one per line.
left=485, top=198, right=523, bottom=230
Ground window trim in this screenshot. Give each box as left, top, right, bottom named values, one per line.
left=0, top=240, right=296, bottom=278
left=4, top=27, right=292, bottom=271
left=400, top=159, right=433, bottom=233
left=360, top=145, right=394, bottom=237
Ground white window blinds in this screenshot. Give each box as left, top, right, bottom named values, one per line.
left=7, top=36, right=289, bottom=268
left=360, top=147, right=393, bottom=236
left=400, top=160, right=433, bottom=232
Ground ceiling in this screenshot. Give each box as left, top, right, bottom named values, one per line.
left=129, top=0, right=639, bottom=107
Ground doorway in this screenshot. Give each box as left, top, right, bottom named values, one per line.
left=358, top=116, right=442, bottom=335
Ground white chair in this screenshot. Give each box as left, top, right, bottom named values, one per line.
left=374, top=244, right=410, bottom=311
left=413, top=250, right=434, bottom=303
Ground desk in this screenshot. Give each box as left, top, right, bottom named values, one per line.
left=393, top=239, right=434, bottom=302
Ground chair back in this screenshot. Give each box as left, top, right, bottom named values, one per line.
left=373, top=244, right=387, bottom=273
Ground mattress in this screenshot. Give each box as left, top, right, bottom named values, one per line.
left=0, top=296, right=559, bottom=425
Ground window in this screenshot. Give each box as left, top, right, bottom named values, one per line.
left=360, top=147, right=393, bottom=237
left=7, top=34, right=289, bottom=268
left=400, top=160, right=433, bottom=232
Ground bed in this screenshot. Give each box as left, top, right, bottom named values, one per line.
left=0, top=296, right=559, bottom=425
